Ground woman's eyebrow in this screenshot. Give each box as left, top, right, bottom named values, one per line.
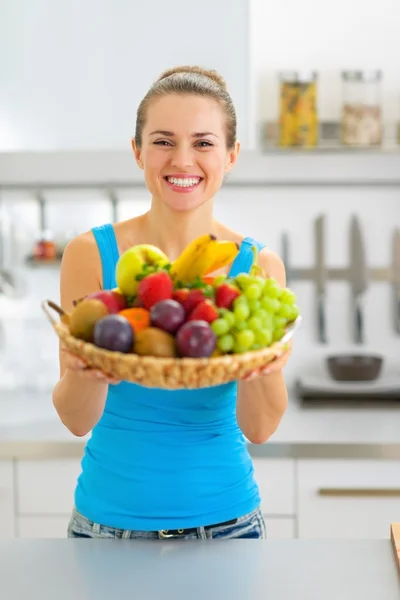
left=149, top=130, right=219, bottom=138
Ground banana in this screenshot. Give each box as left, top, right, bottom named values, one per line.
left=204, top=240, right=240, bottom=275
left=170, top=234, right=217, bottom=283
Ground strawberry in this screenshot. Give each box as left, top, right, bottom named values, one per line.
left=138, top=271, right=173, bottom=310
left=172, top=288, right=190, bottom=305
left=215, top=283, right=240, bottom=310
left=187, top=299, right=219, bottom=324
left=173, top=288, right=205, bottom=315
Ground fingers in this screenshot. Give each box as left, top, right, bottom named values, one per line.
left=61, top=348, right=120, bottom=385
left=241, top=348, right=292, bottom=381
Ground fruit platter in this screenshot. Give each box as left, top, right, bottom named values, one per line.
left=42, top=234, right=302, bottom=389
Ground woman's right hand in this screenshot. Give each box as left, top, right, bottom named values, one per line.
left=61, top=346, right=121, bottom=385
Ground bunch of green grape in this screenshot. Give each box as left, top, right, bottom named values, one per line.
left=211, top=274, right=300, bottom=354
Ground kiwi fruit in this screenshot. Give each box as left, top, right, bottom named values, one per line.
left=69, top=299, right=109, bottom=342
left=134, top=327, right=177, bottom=358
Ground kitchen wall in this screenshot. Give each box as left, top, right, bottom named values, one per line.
left=0, top=0, right=251, bottom=149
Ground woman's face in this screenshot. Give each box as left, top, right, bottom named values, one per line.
left=133, top=94, right=239, bottom=212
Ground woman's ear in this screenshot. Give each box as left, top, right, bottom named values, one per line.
left=131, top=138, right=144, bottom=170
left=224, top=140, right=240, bottom=175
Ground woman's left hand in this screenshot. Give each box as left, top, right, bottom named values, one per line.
left=241, top=342, right=292, bottom=382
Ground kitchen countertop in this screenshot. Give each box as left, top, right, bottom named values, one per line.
left=1, top=388, right=400, bottom=460
left=0, top=539, right=398, bottom=600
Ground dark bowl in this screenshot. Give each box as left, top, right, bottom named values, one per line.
left=326, top=354, right=383, bottom=382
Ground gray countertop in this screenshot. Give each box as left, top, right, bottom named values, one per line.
left=2, top=389, right=400, bottom=460
left=0, top=539, right=399, bottom=600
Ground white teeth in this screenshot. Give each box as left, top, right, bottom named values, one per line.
left=167, top=177, right=201, bottom=187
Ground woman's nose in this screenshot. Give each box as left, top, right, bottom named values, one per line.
left=170, top=145, right=195, bottom=169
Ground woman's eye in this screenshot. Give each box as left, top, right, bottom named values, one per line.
left=196, top=141, right=213, bottom=148
left=154, top=140, right=172, bottom=146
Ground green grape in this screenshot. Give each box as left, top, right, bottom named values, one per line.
left=235, top=329, right=255, bottom=350
left=233, top=302, right=250, bottom=321
left=247, top=299, right=261, bottom=312
left=273, top=328, right=285, bottom=342
left=255, top=328, right=273, bottom=347
left=262, top=313, right=274, bottom=330
left=235, top=320, right=248, bottom=332
left=233, top=341, right=248, bottom=354
left=263, top=277, right=282, bottom=299
left=211, top=318, right=230, bottom=337
left=213, top=275, right=228, bottom=287
left=274, top=315, right=287, bottom=330
left=235, top=273, right=252, bottom=290
left=252, top=307, right=267, bottom=320
left=247, top=316, right=263, bottom=332
left=277, top=303, right=294, bottom=319
left=217, top=334, right=234, bottom=353
left=244, top=283, right=263, bottom=300
left=288, top=304, right=300, bottom=321
left=280, top=288, right=297, bottom=305
left=260, top=296, right=281, bottom=313
left=221, top=310, right=236, bottom=328
left=233, top=295, right=248, bottom=307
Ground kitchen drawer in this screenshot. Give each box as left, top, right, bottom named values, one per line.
left=0, top=460, right=15, bottom=538
left=252, top=458, right=295, bottom=515
left=17, top=516, right=71, bottom=539
left=298, top=459, right=400, bottom=539
left=16, top=460, right=82, bottom=515
left=264, top=517, right=295, bottom=539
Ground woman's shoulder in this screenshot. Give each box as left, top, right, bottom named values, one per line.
left=62, top=230, right=101, bottom=261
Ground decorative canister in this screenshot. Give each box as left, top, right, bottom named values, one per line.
left=278, top=71, right=318, bottom=148
left=341, top=70, right=382, bottom=146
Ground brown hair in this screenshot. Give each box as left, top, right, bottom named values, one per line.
left=134, top=66, right=237, bottom=149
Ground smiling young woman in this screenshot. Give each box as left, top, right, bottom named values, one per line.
left=53, top=65, right=292, bottom=541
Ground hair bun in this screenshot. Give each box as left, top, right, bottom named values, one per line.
left=157, top=66, right=227, bottom=90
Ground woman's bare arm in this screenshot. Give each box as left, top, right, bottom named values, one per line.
left=236, top=250, right=289, bottom=444
left=52, top=233, right=116, bottom=437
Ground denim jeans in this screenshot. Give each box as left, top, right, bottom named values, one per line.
left=67, top=506, right=266, bottom=540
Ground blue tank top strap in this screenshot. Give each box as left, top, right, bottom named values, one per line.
left=91, top=224, right=119, bottom=290
left=228, top=236, right=265, bottom=277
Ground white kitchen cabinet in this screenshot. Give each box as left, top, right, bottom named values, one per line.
left=297, top=459, right=400, bottom=539
left=252, top=458, right=295, bottom=516
left=0, top=461, right=15, bottom=538
left=16, top=459, right=82, bottom=515
left=264, top=517, right=296, bottom=539
left=17, top=516, right=70, bottom=539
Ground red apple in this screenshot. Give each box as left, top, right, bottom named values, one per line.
left=85, top=290, right=127, bottom=314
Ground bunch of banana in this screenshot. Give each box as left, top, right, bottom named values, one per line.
left=204, top=240, right=240, bottom=275
left=170, top=234, right=239, bottom=283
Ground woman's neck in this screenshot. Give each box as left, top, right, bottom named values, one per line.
left=140, top=199, right=218, bottom=261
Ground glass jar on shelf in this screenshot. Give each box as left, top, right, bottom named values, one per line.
left=341, top=70, right=382, bottom=146
left=278, top=71, right=319, bottom=148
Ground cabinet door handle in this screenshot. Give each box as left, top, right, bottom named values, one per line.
left=318, top=488, right=400, bottom=497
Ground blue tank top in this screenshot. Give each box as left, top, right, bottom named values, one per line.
left=75, top=224, right=265, bottom=530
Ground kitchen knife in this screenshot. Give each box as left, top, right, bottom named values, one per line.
left=349, top=215, right=368, bottom=344
left=314, top=214, right=327, bottom=344
left=392, top=228, right=400, bottom=334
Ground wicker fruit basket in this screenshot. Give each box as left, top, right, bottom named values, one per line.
left=42, top=300, right=301, bottom=390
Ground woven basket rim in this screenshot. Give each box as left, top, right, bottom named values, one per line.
left=54, top=320, right=286, bottom=367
